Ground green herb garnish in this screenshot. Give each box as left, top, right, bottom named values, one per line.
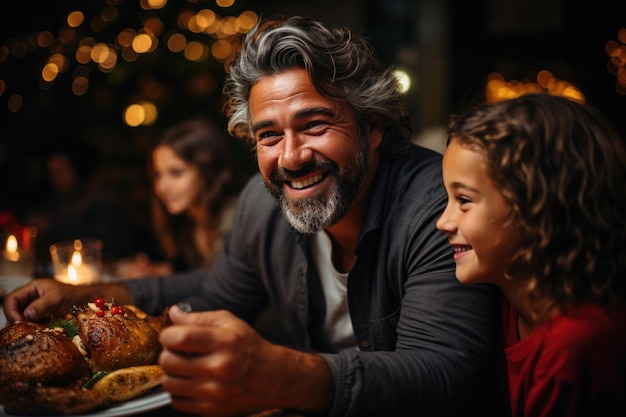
left=81, top=370, right=108, bottom=389
left=48, top=317, right=79, bottom=338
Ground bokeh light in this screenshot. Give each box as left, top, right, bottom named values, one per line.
left=485, top=71, right=585, bottom=103
left=606, top=27, right=626, bottom=95
left=0, top=1, right=259, bottom=126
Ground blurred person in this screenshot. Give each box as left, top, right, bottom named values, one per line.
left=5, top=16, right=498, bottom=417
left=118, top=118, right=249, bottom=278
left=25, top=138, right=134, bottom=264
left=437, top=93, right=626, bottom=417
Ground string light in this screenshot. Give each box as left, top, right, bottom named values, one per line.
left=485, top=70, right=585, bottom=103
left=605, top=27, right=626, bottom=95
left=0, top=0, right=259, bottom=126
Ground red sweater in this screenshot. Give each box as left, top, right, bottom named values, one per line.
left=502, top=299, right=626, bottom=417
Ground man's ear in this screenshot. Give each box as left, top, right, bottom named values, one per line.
left=367, top=116, right=384, bottom=149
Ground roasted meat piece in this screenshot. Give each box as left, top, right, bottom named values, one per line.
left=0, top=328, right=91, bottom=391
left=0, top=321, right=44, bottom=346
left=72, top=304, right=162, bottom=373
left=0, top=302, right=167, bottom=415
left=0, top=383, right=107, bottom=416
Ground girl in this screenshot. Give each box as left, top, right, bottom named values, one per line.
left=120, top=118, right=249, bottom=277
left=436, top=93, right=626, bottom=417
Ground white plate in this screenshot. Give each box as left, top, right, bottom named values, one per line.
left=0, top=388, right=171, bottom=417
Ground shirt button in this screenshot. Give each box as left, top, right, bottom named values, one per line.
left=360, top=340, right=370, bottom=348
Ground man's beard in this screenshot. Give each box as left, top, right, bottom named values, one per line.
left=265, top=138, right=370, bottom=234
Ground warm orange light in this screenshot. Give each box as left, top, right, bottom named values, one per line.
left=184, top=41, right=209, bottom=62
left=485, top=71, right=584, bottom=104
left=216, top=0, right=235, bottom=7
left=211, top=40, right=232, bottom=61
left=132, top=33, right=154, bottom=53
left=166, top=33, right=187, bottom=52
left=67, top=265, right=78, bottom=282
left=67, top=11, right=84, bottom=28
left=4, top=235, right=20, bottom=262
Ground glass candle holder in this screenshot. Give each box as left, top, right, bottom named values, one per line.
left=0, top=225, right=37, bottom=279
left=50, top=238, right=103, bottom=285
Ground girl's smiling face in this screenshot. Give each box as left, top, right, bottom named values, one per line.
left=436, top=138, right=519, bottom=286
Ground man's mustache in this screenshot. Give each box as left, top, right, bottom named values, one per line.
left=269, top=159, right=337, bottom=184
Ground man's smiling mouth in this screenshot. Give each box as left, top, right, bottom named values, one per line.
left=290, top=173, right=325, bottom=189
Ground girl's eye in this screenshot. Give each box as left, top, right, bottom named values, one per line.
left=456, top=195, right=471, bottom=206
left=170, top=169, right=185, bottom=177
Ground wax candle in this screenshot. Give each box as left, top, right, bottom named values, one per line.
left=52, top=239, right=102, bottom=285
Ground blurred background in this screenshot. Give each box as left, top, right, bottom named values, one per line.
left=1, top=0, right=624, bottom=263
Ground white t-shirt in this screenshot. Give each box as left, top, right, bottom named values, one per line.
left=310, top=231, right=357, bottom=351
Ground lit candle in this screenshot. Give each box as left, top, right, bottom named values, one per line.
left=51, top=238, right=101, bottom=285
left=67, top=264, right=78, bottom=283
left=3, top=234, right=20, bottom=262
left=55, top=247, right=99, bottom=285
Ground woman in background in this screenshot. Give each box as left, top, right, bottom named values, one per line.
left=120, top=117, right=249, bottom=277
left=436, top=93, right=626, bottom=417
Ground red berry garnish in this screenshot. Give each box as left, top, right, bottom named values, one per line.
left=96, top=309, right=105, bottom=317
left=95, top=298, right=105, bottom=308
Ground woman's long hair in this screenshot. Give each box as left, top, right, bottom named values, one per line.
left=148, top=118, right=246, bottom=268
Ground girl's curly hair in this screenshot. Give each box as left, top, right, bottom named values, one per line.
left=447, top=93, right=626, bottom=309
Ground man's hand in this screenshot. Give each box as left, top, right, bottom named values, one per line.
left=2, top=279, right=131, bottom=324
left=159, top=306, right=334, bottom=417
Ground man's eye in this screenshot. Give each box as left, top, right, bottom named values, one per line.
left=257, top=131, right=281, bottom=141
left=304, top=120, right=327, bottom=131
left=256, top=130, right=281, bottom=145
left=259, top=131, right=275, bottom=138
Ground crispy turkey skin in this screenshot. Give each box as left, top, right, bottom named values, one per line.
left=72, top=304, right=162, bottom=373
left=0, top=302, right=168, bottom=415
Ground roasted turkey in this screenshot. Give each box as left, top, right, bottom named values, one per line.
left=0, top=300, right=168, bottom=415
left=71, top=304, right=164, bottom=373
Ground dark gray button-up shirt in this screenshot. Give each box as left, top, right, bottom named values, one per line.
left=128, top=144, right=498, bottom=417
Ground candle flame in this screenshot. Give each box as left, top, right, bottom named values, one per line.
left=68, top=265, right=78, bottom=282
left=4, top=234, right=20, bottom=261
left=71, top=250, right=83, bottom=267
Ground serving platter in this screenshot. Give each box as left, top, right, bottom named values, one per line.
left=0, top=389, right=171, bottom=417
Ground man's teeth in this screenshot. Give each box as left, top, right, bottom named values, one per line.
left=290, top=174, right=323, bottom=189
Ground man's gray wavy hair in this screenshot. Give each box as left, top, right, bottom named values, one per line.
left=224, top=16, right=413, bottom=157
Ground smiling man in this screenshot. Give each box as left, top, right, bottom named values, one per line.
left=4, top=16, right=499, bottom=417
